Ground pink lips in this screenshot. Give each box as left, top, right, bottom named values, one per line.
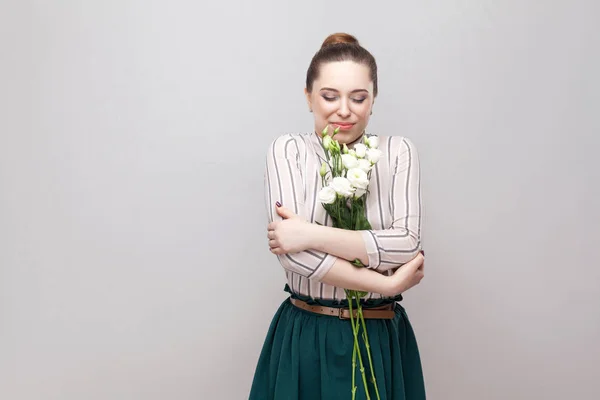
left=332, top=123, right=355, bottom=130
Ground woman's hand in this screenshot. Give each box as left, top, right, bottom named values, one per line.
left=267, top=205, right=314, bottom=255
left=383, top=251, right=425, bottom=296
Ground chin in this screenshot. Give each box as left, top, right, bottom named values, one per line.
left=336, top=130, right=363, bottom=144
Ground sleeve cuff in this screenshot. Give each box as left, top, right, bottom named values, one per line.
left=360, top=230, right=381, bottom=270
left=307, top=253, right=338, bottom=281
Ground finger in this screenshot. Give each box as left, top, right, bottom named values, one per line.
left=275, top=206, right=298, bottom=220
left=267, top=231, right=275, bottom=239
left=267, top=222, right=276, bottom=230
left=270, top=247, right=283, bottom=255
left=269, top=239, right=277, bottom=247
left=405, top=254, right=424, bottom=272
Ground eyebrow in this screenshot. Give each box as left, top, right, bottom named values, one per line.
left=319, top=87, right=369, bottom=94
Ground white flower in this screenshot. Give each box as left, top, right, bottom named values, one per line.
left=354, top=143, right=367, bottom=158
left=318, top=186, right=337, bottom=204
left=341, top=154, right=359, bottom=170
left=330, top=177, right=355, bottom=197
left=348, top=149, right=357, bottom=158
left=366, top=148, right=383, bottom=164
left=357, top=158, right=372, bottom=173
left=354, top=188, right=367, bottom=198
left=347, top=168, right=369, bottom=190
left=365, top=136, right=379, bottom=149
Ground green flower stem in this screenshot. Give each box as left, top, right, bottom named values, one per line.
left=351, top=339, right=357, bottom=400
left=319, top=132, right=382, bottom=399
left=358, top=307, right=382, bottom=400
left=346, top=290, right=371, bottom=400
left=347, top=291, right=359, bottom=399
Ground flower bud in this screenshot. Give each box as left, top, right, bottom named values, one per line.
left=342, top=143, right=349, bottom=154
left=320, top=162, right=327, bottom=177
left=321, top=125, right=329, bottom=137
left=322, top=135, right=333, bottom=151
left=332, top=140, right=341, bottom=153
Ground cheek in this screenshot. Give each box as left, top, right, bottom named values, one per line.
left=350, top=103, right=371, bottom=118
left=314, top=100, right=337, bottom=116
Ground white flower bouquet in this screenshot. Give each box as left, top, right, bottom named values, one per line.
left=317, top=125, right=384, bottom=400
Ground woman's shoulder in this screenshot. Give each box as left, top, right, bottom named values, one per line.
left=266, top=133, right=314, bottom=157
left=369, top=134, right=419, bottom=155
left=269, top=132, right=313, bottom=144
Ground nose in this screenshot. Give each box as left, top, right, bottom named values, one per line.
left=337, top=99, right=351, bottom=118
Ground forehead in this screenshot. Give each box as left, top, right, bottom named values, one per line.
left=315, top=61, right=373, bottom=91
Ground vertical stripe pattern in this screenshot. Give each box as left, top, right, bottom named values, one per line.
left=264, top=133, right=422, bottom=301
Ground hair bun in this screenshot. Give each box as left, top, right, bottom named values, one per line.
left=321, top=32, right=359, bottom=48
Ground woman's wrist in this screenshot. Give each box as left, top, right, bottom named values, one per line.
left=321, top=258, right=394, bottom=296
left=303, top=223, right=368, bottom=265
left=378, top=275, right=398, bottom=297
left=304, top=222, right=326, bottom=250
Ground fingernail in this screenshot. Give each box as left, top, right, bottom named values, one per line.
left=421, top=250, right=425, bottom=256
left=275, top=201, right=282, bottom=207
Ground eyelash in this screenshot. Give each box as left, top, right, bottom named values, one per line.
left=322, top=95, right=366, bottom=104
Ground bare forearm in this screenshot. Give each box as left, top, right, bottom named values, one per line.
left=320, top=258, right=393, bottom=296
left=307, top=224, right=370, bottom=266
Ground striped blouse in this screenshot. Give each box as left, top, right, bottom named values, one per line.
left=264, top=132, right=422, bottom=301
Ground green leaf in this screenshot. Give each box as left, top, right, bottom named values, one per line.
left=351, top=259, right=365, bottom=267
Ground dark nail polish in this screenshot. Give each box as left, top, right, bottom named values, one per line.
left=421, top=250, right=425, bottom=256
left=275, top=201, right=282, bottom=207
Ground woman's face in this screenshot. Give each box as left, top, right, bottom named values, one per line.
left=305, top=60, right=375, bottom=145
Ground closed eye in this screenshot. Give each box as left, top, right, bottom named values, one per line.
left=322, top=95, right=367, bottom=104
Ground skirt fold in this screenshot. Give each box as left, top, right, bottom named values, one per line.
left=249, top=292, right=425, bottom=400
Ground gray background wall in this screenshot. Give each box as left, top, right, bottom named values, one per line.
left=1, top=1, right=599, bottom=399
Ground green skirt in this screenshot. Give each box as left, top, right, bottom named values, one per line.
left=249, top=285, right=426, bottom=400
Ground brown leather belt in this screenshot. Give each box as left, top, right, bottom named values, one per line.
left=290, top=297, right=396, bottom=320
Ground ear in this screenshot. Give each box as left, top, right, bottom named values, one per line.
left=304, top=88, right=312, bottom=112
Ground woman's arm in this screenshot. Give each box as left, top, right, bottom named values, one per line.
left=272, top=137, right=422, bottom=272
left=269, top=214, right=369, bottom=265
left=268, top=205, right=426, bottom=295
left=264, top=134, right=338, bottom=281
left=321, top=252, right=425, bottom=297
left=359, top=137, right=422, bottom=271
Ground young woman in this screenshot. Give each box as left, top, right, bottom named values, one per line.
left=250, top=32, right=426, bottom=400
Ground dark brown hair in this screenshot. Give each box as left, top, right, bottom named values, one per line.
left=306, top=33, right=378, bottom=97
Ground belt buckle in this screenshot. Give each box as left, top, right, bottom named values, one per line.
left=338, top=307, right=353, bottom=320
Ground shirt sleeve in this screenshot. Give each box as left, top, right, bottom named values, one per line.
left=264, top=134, right=337, bottom=281
left=360, top=137, right=422, bottom=271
